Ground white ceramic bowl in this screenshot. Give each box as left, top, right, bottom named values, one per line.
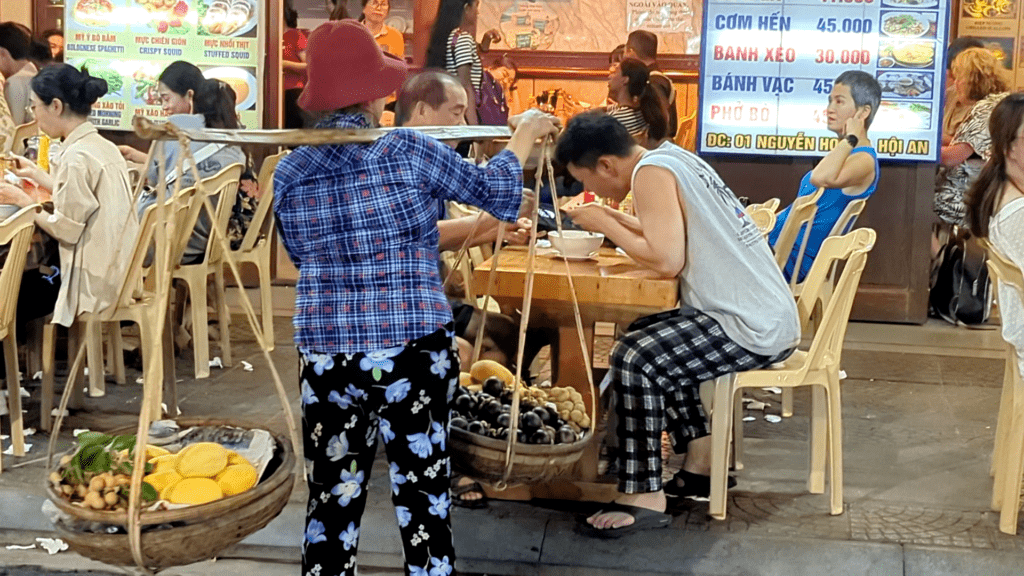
left=548, top=230, right=604, bottom=258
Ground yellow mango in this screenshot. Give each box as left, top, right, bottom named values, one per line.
left=216, top=463, right=259, bottom=496
left=226, top=451, right=250, bottom=467
left=143, top=470, right=183, bottom=493
left=458, top=372, right=474, bottom=388
left=165, top=478, right=223, bottom=505
left=175, top=442, right=229, bottom=478
left=469, top=360, right=514, bottom=387
left=145, top=445, right=171, bottom=460
left=149, top=454, right=178, bottom=474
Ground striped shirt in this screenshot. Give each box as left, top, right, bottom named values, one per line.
left=446, top=29, right=482, bottom=91
left=608, top=105, right=648, bottom=138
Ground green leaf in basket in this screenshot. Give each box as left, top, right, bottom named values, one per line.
left=110, top=434, right=136, bottom=452
left=79, top=445, right=111, bottom=473
left=140, top=482, right=158, bottom=502
left=77, top=432, right=113, bottom=449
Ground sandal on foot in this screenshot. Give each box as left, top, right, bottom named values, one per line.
left=451, top=479, right=488, bottom=509
left=575, top=502, right=672, bottom=539
left=663, top=470, right=737, bottom=500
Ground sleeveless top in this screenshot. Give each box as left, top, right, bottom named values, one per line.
left=768, top=146, right=880, bottom=282
left=634, top=142, right=800, bottom=356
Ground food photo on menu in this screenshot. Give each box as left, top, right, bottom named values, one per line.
left=199, top=0, right=258, bottom=37
left=961, top=0, right=1016, bottom=18
left=878, top=39, right=936, bottom=68
left=880, top=11, right=938, bottom=39
left=71, top=0, right=120, bottom=28
left=132, top=0, right=197, bottom=34
left=876, top=71, right=934, bottom=99
left=202, top=66, right=258, bottom=112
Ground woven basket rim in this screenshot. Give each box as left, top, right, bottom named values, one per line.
left=46, top=418, right=295, bottom=527
left=449, top=425, right=591, bottom=456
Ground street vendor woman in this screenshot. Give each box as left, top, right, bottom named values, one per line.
left=557, top=112, right=799, bottom=537
left=272, top=20, right=559, bottom=576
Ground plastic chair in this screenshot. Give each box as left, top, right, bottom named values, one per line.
left=708, top=228, right=876, bottom=520
left=745, top=198, right=781, bottom=213
left=39, top=189, right=196, bottom=430
left=981, top=242, right=1024, bottom=534
left=212, top=152, right=287, bottom=358
left=772, top=188, right=824, bottom=289
left=0, top=205, right=41, bottom=466
left=746, top=207, right=776, bottom=238
left=4, top=120, right=38, bottom=155
left=172, top=163, right=243, bottom=379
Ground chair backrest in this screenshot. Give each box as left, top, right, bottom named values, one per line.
left=745, top=198, right=781, bottom=214
left=113, top=189, right=195, bottom=312
left=182, top=163, right=243, bottom=267
left=747, top=207, right=776, bottom=237
left=0, top=205, right=41, bottom=335
left=773, top=188, right=823, bottom=276
left=5, top=121, right=38, bottom=155
left=799, top=228, right=876, bottom=372
left=828, top=198, right=867, bottom=237
left=983, top=240, right=1024, bottom=311
left=238, top=151, right=288, bottom=253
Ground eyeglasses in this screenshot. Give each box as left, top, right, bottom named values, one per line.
left=367, top=0, right=389, bottom=8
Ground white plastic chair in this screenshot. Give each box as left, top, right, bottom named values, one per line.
left=212, top=152, right=287, bottom=358
left=0, top=205, right=42, bottom=466
left=172, top=163, right=243, bottom=378
left=982, top=242, right=1024, bottom=534
left=708, top=228, right=876, bottom=520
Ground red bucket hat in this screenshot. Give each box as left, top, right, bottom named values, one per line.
left=297, top=19, right=408, bottom=112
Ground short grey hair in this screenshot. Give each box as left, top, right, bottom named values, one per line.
left=834, top=70, right=882, bottom=129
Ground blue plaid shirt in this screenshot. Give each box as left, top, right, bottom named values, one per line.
left=274, top=112, right=523, bottom=353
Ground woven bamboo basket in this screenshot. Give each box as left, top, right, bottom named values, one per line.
left=42, top=122, right=304, bottom=573
left=46, top=419, right=295, bottom=528
left=444, top=138, right=598, bottom=487
left=450, top=427, right=592, bottom=484
left=50, top=420, right=295, bottom=569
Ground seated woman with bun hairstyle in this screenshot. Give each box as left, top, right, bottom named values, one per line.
left=0, top=64, right=139, bottom=328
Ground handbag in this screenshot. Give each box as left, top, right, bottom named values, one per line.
left=930, top=228, right=992, bottom=326
left=449, top=30, right=509, bottom=126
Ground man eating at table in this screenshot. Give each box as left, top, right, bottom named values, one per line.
left=557, top=111, right=800, bottom=537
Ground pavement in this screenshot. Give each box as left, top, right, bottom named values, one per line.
left=1, top=314, right=1023, bottom=575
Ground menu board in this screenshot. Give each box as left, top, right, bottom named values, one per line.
left=63, top=0, right=263, bottom=130
left=698, top=0, right=951, bottom=162
left=956, top=0, right=1024, bottom=89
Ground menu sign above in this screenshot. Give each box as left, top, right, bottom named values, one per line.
left=698, top=0, right=951, bottom=162
left=64, top=0, right=263, bottom=131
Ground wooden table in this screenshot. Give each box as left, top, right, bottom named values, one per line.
left=472, top=245, right=678, bottom=491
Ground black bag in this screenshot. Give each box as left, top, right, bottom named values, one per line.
left=930, top=229, right=992, bottom=326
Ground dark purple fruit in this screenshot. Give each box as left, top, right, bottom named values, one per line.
left=533, top=407, right=552, bottom=426
left=556, top=426, right=576, bottom=444
left=468, top=421, right=487, bottom=435
left=494, top=427, right=509, bottom=440
left=530, top=429, right=553, bottom=445
left=454, top=395, right=474, bottom=413
left=450, top=416, right=469, bottom=430
left=497, top=413, right=511, bottom=428
left=517, top=430, right=528, bottom=443
left=482, top=400, right=503, bottom=421
left=520, top=411, right=543, bottom=432
left=482, top=376, right=505, bottom=397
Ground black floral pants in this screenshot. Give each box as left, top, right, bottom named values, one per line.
left=299, top=325, right=459, bottom=576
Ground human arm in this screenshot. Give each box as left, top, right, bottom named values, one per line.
left=452, top=32, right=480, bottom=125
left=456, top=65, right=479, bottom=125
left=8, top=154, right=55, bottom=192
left=565, top=165, right=686, bottom=277
left=118, top=145, right=148, bottom=164
left=437, top=213, right=532, bottom=251
left=503, top=109, right=561, bottom=169
left=808, top=109, right=874, bottom=191
left=940, top=142, right=975, bottom=167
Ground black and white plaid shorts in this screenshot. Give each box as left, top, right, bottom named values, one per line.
left=610, top=306, right=791, bottom=494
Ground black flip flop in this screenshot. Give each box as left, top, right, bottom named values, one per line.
left=663, top=470, right=737, bottom=499
left=451, top=479, right=488, bottom=509
left=575, top=502, right=672, bottom=539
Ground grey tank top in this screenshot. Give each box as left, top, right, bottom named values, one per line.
left=634, top=143, right=800, bottom=356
